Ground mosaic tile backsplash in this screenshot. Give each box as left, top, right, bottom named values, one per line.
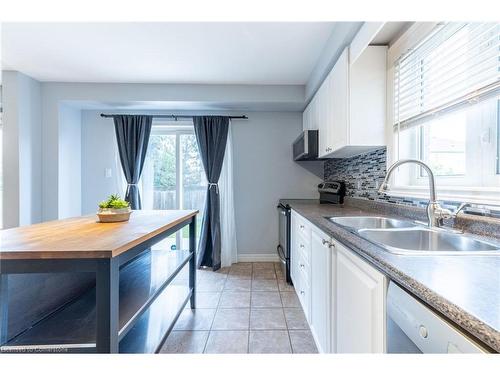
left=323, top=147, right=500, bottom=219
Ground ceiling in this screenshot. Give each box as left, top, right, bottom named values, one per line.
left=2, top=22, right=337, bottom=84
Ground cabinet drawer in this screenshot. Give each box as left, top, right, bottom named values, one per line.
left=292, top=211, right=312, bottom=237
left=296, top=248, right=310, bottom=282
left=296, top=270, right=311, bottom=321
left=295, top=231, right=310, bottom=265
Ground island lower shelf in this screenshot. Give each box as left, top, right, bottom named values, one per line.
left=2, top=249, right=193, bottom=353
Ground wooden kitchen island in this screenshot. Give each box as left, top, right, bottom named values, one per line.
left=0, top=210, right=198, bottom=353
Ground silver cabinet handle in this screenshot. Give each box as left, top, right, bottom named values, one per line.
left=300, top=225, right=305, bottom=229
left=300, top=290, right=305, bottom=295
left=322, top=239, right=335, bottom=248
left=299, top=244, right=305, bottom=248
left=300, top=264, right=305, bottom=268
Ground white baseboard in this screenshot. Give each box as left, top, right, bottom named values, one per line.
left=237, top=253, right=280, bottom=263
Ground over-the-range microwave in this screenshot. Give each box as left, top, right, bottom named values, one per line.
left=292, top=130, right=319, bottom=161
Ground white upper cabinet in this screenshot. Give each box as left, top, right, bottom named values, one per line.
left=327, top=49, right=349, bottom=155
left=303, top=45, right=387, bottom=158
left=302, top=103, right=312, bottom=131
left=348, top=46, right=387, bottom=150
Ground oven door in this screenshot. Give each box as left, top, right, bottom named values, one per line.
left=277, top=204, right=291, bottom=283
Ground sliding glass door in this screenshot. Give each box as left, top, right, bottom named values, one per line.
left=142, top=121, right=206, bottom=250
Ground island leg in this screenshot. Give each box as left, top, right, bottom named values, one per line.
left=96, top=258, right=119, bottom=353
left=0, top=273, right=8, bottom=346
left=189, top=218, right=197, bottom=309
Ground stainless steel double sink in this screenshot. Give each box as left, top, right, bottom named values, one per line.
left=327, top=216, right=500, bottom=255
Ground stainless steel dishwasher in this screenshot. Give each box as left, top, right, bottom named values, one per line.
left=386, top=282, right=488, bottom=353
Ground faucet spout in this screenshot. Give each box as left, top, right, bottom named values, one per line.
left=380, top=159, right=437, bottom=201
left=379, top=159, right=449, bottom=228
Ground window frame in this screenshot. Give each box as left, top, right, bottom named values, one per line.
left=386, top=23, right=500, bottom=205
left=148, top=119, right=195, bottom=212
left=143, top=119, right=206, bottom=249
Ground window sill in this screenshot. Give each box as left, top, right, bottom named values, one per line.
left=388, top=185, right=500, bottom=206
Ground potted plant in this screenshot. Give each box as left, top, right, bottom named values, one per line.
left=97, top=194, right=132, bottom=223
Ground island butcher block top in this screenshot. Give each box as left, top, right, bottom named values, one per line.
left=0, top=210, right=198, bottom=260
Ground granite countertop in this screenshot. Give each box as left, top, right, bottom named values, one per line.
left=280, top=198, right=500, bottom=353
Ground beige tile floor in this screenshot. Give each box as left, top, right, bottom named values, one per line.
left=160, top=262, right=318, bottom=354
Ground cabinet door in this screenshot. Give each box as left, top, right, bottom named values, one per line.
left=310, top=228, right=334, bottom=353
left=336, top=243, right=386, bottom=353
left=302, top=103, right=312, bottom=131
left=302, top=104, right=308, bottom=131
left=316, top=80, right=329, bottom=158
left=349, top=46, right=387, bottom=146
left=309, top=95, right=320, bottom=131
left=329, top=47, right=349, bottom=153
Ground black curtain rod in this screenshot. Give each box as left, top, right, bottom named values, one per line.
left=100, top=113, right=248, bottom=120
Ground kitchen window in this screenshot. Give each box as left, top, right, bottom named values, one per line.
left=390, top=22, right=500, bottom=203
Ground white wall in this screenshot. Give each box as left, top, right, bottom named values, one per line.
left=80, top=110, right=321, bottom=259
left=2, top=71, right=42, bottom=228
left=58, top=104, right=82, bottom=219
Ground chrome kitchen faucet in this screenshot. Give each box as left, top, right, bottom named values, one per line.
left=378, top=159, right=453, bottom=228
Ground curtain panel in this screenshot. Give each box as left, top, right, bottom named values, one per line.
left=113, top=115, right=153, bottom=209
left=193, top=116, right=229, bottom=270
left=219, top=123, right=238, bottom=267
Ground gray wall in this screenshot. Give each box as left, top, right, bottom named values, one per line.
left=2, top=71, right=42, bottom=228
left=81, top=110, right=121, bottom=213
left=58, top=105, right=82, bottom=219
left=2, top=74, right=93, bottom=341
left=80, top=110, right=321, bottom=259
left=1, top=75, right=323, bottom=339
left=39, top=82, right=305, bottom=221
left=231, top=112, right=320, bottom=257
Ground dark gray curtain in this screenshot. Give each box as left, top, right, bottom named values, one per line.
left=193, top=116, right=229, bottom=271
left=113, top=115, right=153, bottom=209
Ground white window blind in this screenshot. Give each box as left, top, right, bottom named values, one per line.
left=394, top=22, right=500, bottom=130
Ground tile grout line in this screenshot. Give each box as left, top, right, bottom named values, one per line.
left=202, top=268, right=225, bottom=353
left=201, top=264, right=301, bottom=353
left=277, top=269, right=294, bottom=353
left=247, top=263, right=255, bottom=353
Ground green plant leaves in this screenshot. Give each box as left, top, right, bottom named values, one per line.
left=98, top=194, right=130, bottom=209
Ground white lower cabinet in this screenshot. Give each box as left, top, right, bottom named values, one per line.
left=310, top=227, right=334, bottom=353
left=290, top=210, right=311, bottom=322
left=336, top=242, right=387, bottom=353
left=290, top=209, right=387, bottom=353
